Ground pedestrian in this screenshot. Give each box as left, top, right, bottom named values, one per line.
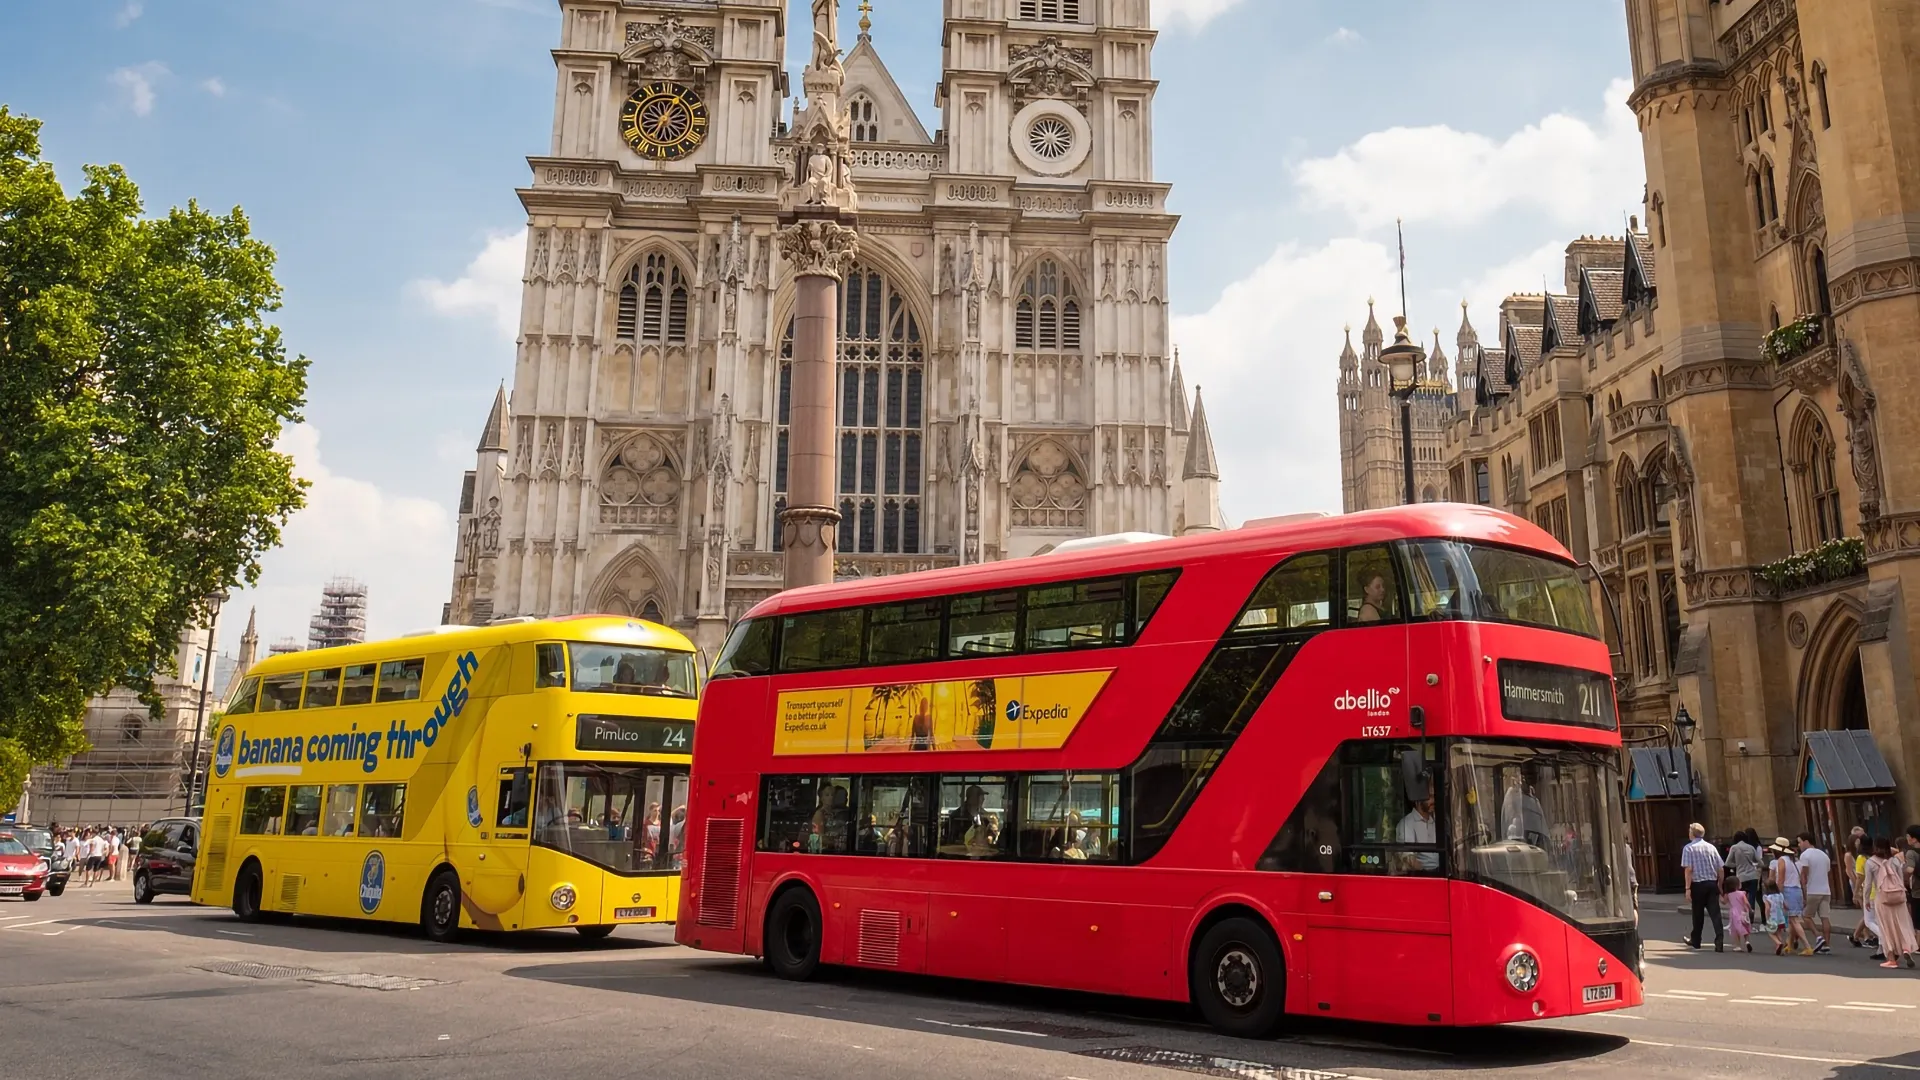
left=1769, top=837, right=1812, bottom=955
left=1906, top=826, right=1920, bottom=939
left=1728, top=828, right=1764, bottom=912
left=1796, top=832, right=1834, bottom=952
left=1866, top=836, right=1916, bottom=969
left=1851, top=833, right=1883, bottom=951
left=1763, top=879, right=1790, bottom=953
left=1726, top=868, right=1753, bottom=952
left=108, top=827, right=124, bottom=881
left=1681, top=822, right=1726, bottom=951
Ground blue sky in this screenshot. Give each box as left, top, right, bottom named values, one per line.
left=4, top=0, right=1645, bottom=651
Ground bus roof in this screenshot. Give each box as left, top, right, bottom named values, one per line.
left=238, top=615, right=695, bottom=680
left=749, top=503, right=1569, bottom=619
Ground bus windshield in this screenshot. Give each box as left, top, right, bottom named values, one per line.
left=1402, top=540, right=1598, bottom=638
left=569, top=642, right=699, bottom=698
left=1448, top=739, right=1634, bottom=926
left=534, top=762, right=690, bottom=874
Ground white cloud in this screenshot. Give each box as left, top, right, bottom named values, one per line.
left=200, top=76, right=227, bottom=97
left=113, top=1, right=143, bottom=28
left=109, top=62, right=168, bottom=117
left=1173, top=238, right=1398, bottom=520
left=414, top=229, right=526, bottom=344
left=1154, top=0, right=1248, bottom=31
left=1453, top=239, right=1571, bottom=326
left=1328, top=26, right=1362, bottom=45
left=1294, top=78, right=1643, bottom=230
left=224, top=424, right=454, bottom=654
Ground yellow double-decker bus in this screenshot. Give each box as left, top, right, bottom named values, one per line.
left=192, top=615, right=700, bottom=941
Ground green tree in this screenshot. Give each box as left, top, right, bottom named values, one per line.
left=0, top=108, right=308, bottom=813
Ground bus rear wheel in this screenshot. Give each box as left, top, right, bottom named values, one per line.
left=421, top=868, right=463, bottom=944
left=764, top=887, right=822, bottom=981
left=1190, top=916, right=1286, bottom=1038
left=232, top=862, right=264, bottom=923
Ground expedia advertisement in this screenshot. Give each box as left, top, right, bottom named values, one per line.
left=773, top=670, right=1112, bottom=756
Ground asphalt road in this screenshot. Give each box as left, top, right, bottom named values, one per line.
left=3, top=884, right=1918, bottom=1080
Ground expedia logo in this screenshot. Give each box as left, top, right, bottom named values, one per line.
left=359, top=851, right=386, bottom=914
left=213, top=726, right=236, bottom=778
left=465, top=786, right=482, bottom=828
left=1334, top=688, right=1400, bottom=713
left=1004, top=699, right=1072, bottom=722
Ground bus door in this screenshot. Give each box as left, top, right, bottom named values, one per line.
left=458, top=764, right=533, bottom=931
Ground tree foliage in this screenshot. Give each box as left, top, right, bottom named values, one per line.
left=0, top=108, right=308, bottom=811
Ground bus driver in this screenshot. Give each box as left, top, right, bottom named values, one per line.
left=1397, top=790, right=1439, bottom=872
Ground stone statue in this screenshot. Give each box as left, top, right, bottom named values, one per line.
left=805, top=145, right=836, bottom=205
left=811, top=0, right=840, bottom=73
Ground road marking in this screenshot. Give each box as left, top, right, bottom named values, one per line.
left=0, top=914, right=39, bottom=921
left=1649, top=990, right=1727, bottom=998
left=918, top=1018, right=1049, bottom=1038
left=1748, top=995, right=1816, bottom=1002
left=2, top=920, right=63, bottom=931
left=1729, top=998, right=1801, bottom=1006
left=215, top=930, right=253, bottom=937
left=1827, top=1004, right=1897, bottom=1013
left=1631, top=1038, right=1920, bottom=1072
left=1846, top=1001, right=1917, bottom=1009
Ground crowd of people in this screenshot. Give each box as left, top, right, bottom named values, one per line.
left=45, top=824, right=142, bottom=887
left=1681, top=823, right=1920, bottom=969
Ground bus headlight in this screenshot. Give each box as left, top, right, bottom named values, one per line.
left=1505, top=949, right=1541, bottom=993
left=550, top=884, right=577, bottom=912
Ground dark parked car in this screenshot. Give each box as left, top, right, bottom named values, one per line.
left=0, top=833, right=50, bottom=901
left=133, top=817, right=200, bottom=904
left=6, top=826, right=69, bottom=896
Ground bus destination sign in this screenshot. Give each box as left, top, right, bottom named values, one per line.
left=1496, top=660, right=1617, bottom=731
left=576, top=715, right=694, bottom=754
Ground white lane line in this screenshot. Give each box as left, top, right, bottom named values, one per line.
left=2, top=919, right=63, bottom=931
left=1847, top=1001, right=1918, bottom=1009
left=917, top=1018, right=1049, bottom=1038
left=215, top=930, right=252, bottom=937
left=1748, top=995, right=1817, bottom=1002
left=1650, top=989, right=1728, bottom=998
left=1730, top=999, right=1802, bottom=1006
left=1632, top=1038, right=1920, bottom=1072
left=1827, top=1004, right=1897, bottom=1013
left=0, top=914, right=39, bottom=921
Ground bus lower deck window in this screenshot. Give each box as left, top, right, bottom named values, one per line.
left=359, top=784, right=406, bottom=837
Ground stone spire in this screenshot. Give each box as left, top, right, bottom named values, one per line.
left=1181, top=386, right=1223, bottom=534
left=1183, top=386, right=1220, bottom=481
left=477, top=383, right=508, bottom=453
left=1428, top=329, right=1450, bottom=386
left=1362, top=297, right=1384, bottom=350
left=1457, top=299, right=1479, bottom=351
left=1339, top=324, right=1359, bottom=378
left=1170, top=348, right=1190, bottom=433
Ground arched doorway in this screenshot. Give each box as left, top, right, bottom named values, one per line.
left=1794, top=600, right=1881, bottom=900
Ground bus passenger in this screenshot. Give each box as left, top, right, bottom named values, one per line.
left=1356, top=574, right=1389, bottom=623
left=605, top=808, right=627, bottom=841
left=944, top=785, right=987, bottom=850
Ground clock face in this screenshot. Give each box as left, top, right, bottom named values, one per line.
left=620, top=82, right=709, bottom=161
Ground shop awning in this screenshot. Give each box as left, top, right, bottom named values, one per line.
left=1802, top=730, right=1896, bottom=796
left=1627, top=746, right=1699, bottom=800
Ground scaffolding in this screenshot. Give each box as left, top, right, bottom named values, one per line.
left=309, top=577, right=369, bottom=652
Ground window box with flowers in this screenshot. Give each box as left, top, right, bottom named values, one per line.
left=1757, top=536, right=1866, bottom=594
left=1762, top=314, right=1827, bottom=366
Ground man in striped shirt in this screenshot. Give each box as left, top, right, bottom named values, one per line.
left=1681, top=822, right=1726, bottom=952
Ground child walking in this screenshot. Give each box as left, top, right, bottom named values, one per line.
left=1726, top=872, right=1753, bottom=952
left=1763, top=880, right=1790, bottom=953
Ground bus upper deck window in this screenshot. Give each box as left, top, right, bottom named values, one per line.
left=1343, top=546, right=1402, bottom=626
left=376, top=659, right=425, bottom=703
left=712, top=618, right=774, bottom=678
left=535, top=643, right=568, bottom=689
left=340, top=664, right=376, bottom=706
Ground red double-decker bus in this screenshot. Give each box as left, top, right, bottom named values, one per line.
left=677, top=505, right=1641, bottom=1035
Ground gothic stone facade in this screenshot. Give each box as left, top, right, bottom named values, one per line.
left=446, top=0, right=1223, bottom=657
left=1340, top=0, right=1920, bottom=836
left=1336, top=301, right=1458, bottom=511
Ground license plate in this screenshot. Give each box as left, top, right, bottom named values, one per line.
left=0, top=886, right=22, bottom=896
left=1583, top=983, right=1618, bottom=1004
left=613, top=906, right=656, bottom=920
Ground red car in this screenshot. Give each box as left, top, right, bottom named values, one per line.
left=0, top=833, right=50, bottom=901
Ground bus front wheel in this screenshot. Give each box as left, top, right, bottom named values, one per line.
left=575, top=925, right=615, bottom=941
left=764, top=887, right=822, bottom=981
left=1189, top=916, right=1286, bottom=1039
left=232, top=863, right=264, bottom=923
left=421, top=868, right=463, bottom=944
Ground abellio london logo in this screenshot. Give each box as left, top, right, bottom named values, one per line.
left=359, top=851, right=386, bottom=915
left=1334, top=687, right=1400, bottom=717
left=213, top=725, right=236, bottom=778
left=465, top=786, right=483, bottom=828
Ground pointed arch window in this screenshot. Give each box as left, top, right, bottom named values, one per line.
left=1616, top=459, right=1645, bottom=537
left=1763, top=161, right=1780, bottom=224
left=1792, top=409, right=1845, bottom=547
left=1750, top=168, right=1768, bottom=229
left=778, top=264, right=925, bottom=555
left=850, top=95, right=880, bottom=143
left=621, top=253, right=690, bottom=344
left=1016, top=259, right=1081, bottom=352
left=1812, top=247, right=1832, bottom=315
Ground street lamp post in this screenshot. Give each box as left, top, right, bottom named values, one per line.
left=1379, top=315, right=1425, bottom=505
left=184, top=592, right=227, bottom=817
left=1674, top=704, right=1700, bottom=830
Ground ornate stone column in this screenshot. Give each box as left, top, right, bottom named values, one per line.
left=776, top=0, right=859, bottom=591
